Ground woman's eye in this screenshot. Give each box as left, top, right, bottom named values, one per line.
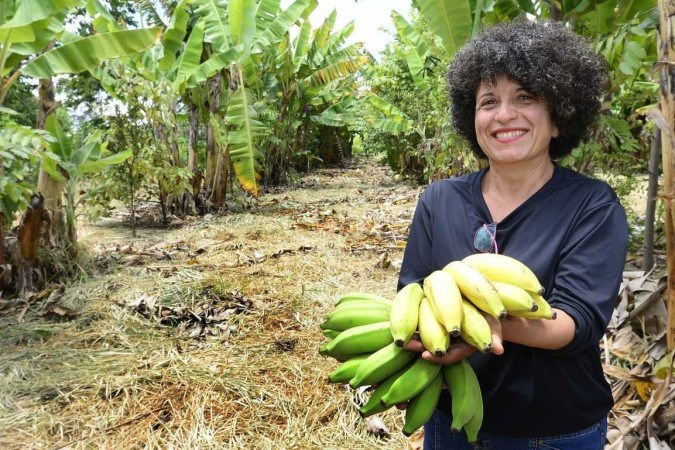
left=516, top=94, right=535, bottom=103
left=478, top=99, right=497, bottom=109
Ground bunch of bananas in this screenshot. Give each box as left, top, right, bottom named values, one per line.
left=319, top=253, right=555, bottom=440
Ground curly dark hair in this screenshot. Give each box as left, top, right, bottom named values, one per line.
left=446, top=19, right=608, bottom=160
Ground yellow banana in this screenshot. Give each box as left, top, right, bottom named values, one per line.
left=401, top=372, right=443, bottom=437
left=320, top=304, right=391, bottom=331
left=442, top=359, right=480, bottom=432
left=380, top=357, right=441, bottom=408
left=319, top=321, right=393, bottom=359
left=335, top=292, right=391, bottom=307
left=349, top=342, right=417, bottom=388
left=491, top=281, right=537, bottom=313
left=460, top=300, right=492, bottom=353
left=443, top=261, right=506, bottom=320
left=509, top=292, right=557, bottom=320
left=390, top=282, right=425, bottom=347
left=462, top=253, right=545, bottom=295
left=328, top=353, right=371, bottom=383
left=423, top=270, right=463, bottom=337
left=359, top=366, right=409, bottom=418
left=418, top=297, right=450, bottom=356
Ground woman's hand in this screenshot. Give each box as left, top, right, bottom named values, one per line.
left=404, top=335, right=476, bottom=364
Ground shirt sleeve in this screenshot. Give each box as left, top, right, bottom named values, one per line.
left=546, top=201, right=628, bottom=357
left=397, top=193, right=435, bottom=291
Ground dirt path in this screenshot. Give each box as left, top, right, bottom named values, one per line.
left=0, top=157, right=425, bottom=449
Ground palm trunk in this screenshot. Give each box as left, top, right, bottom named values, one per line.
left=658, top=0, right=675, bottom=350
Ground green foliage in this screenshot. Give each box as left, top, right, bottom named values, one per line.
left=40, top=114, right=131, bottom=243
left=0, top=121, right=51, bottom=223
left=2, top=76, right=38, bottom=127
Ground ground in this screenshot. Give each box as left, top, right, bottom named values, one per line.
left=0, top=157, right=670, bottom=449
left=0, top=157, right=425, bottom=449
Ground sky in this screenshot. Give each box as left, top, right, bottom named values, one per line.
left=281, top=0, right=414, bottom=59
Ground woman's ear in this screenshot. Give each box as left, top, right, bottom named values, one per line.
left=552, top=127, right=559, bottom=138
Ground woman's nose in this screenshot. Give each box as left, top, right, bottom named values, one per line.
left=494, top=101, right=518, bottom=122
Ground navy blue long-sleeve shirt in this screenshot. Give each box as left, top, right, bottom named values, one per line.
left=398, top=164, right=628, bottom=437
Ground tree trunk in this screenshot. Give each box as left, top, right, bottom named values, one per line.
left=657, top=0, right=675, bottom=350
left=17, top=194, right=44, bottom=296
left=204, top=73, right=222, bottom=190
left=185, top=94, right=201, bottom=214
left=644, top=129, right=661, bottom=272
left=36, top=73, right=66, bottom=249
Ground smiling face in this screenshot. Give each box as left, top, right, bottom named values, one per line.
left=474, top=75, right=558, bottom=167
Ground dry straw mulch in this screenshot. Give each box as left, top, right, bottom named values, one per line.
left=0, top=157, right=672, bottom=450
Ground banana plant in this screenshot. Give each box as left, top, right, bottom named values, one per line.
left=40, top=115, right=131, bottom=246
left=0, top=0, right=160, bottom=105
left=177, top=0, right=314, bottom=199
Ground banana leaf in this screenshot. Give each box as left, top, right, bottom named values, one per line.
left=159, top=0, right=190, bottom=71
left=226, top=87, right=264, bottom=196
left=412, top=0, right=472, bottom=53
left=255, top=0, right=281, bottom=30
left=253, top=0, right=309, bottom=49
left=191, top=0, right=231, bottom=52
left=293, top=20, right=312, bottom=68
left=188, top=47, right=238, bottom=87
left=22, top=28, right=161, bottom=78
left=229, top=0, right=257, bottom=53
left=173, top=20, right=205, bottom=88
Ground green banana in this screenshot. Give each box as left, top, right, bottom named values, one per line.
left=492, top=281, right=537, bottom=313
left=460, top=300, right=492, bottom=353
left=322, top=328, right=341, bottom=339
left=359, top=366, right=410, bottom=418
left=319, top=321, right=393, bottom=358
left=442, top=359, right=480, bottom=433
left=402, top=372, right=443, bottom=437
left=320, top=304, right=391, bottom=331
left=335, top=292, right=391, bottom=307
left=349, top=342, right=417, bottom=388
left=390, top=282, right=425, bottom=347
left=332, top=299, right=391, bottom=312
left=462, top=253, right=545, bottom=295
left=380, top=357, right=441, bottom=408
left=509, top=292, right=556, bottom=320
left=328, top=353, right=371, bottom=383
left=443, top=261, right=506, bottom=320
left=418, top=296, right=450, bottom=356
left=463, top=366, right=484, bottom=443
left=423, top=270, right=463, bottom=337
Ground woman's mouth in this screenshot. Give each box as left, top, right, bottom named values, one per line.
left=494, top=129, right=527, bottom=141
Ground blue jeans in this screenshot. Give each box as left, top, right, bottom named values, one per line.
left=423, top=410, right=607, bottom=450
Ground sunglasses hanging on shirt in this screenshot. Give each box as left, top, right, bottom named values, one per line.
left=473, top=222, right=498, bottom=253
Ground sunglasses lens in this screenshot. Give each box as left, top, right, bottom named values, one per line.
left=474, top=224, right=496, bottom=253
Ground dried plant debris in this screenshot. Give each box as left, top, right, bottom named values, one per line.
left=0, top=157, right=671, bottom=449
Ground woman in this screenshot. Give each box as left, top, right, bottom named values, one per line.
left=398, top=19, right=628, bottom=449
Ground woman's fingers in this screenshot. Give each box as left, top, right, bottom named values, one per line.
left=485, top=314, right=505, bottom=355
left=420, top=339, right=475, bottom=365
